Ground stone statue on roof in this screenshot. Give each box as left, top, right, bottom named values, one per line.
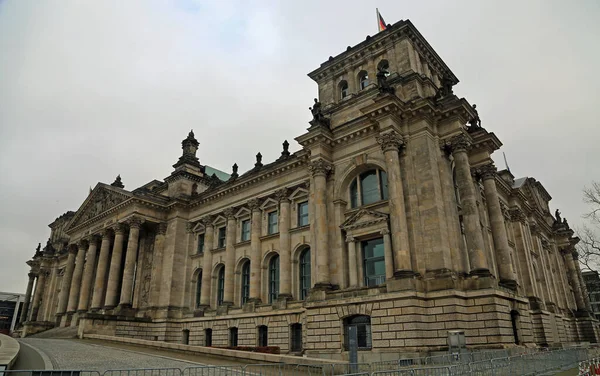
left=468, top=104, right=482, bottom=128
left=377, top=64, right=394, bottom=94
left=555, top=209, right=561, bottom=223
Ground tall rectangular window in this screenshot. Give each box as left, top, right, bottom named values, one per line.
left=258, top=325, right=268, bottom=347
left=241, top=219, right=251, bottom=241
left=268, top=211, right=278, bottom=234
left=218, top=227, right=226, bottom=248
left=229, top=327, right=238, bottom=347
left=362, top=238, right=386, bottom=287
left=197, top=234, right=205, bottom=254
left=297, top=202, right=309, bottom=227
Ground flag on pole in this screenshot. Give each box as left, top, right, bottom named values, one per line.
left=377, top=8, right=387, bottom=32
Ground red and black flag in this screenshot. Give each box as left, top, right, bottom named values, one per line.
left=377, top=8, right=387, bottom=32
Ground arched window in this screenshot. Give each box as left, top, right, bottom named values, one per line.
left=241, top=260, right=250, bottom=305
left=195, top=270, right=202, bottom=308
left=299, top=248, right=311, bottom=300
left=269, top=255, right=280, bottom=304
left=344, top=315, right=372, bottom=350
left=377, top=60, right=390, bottom=75
left=358, top=71, right=369, bottom=90
left=339, top=80, right=349, bottom=99
left=217, top=267, right=225, bottom=306
left=350, top=169, right=389, bottom=208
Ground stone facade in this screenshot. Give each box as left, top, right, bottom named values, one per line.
left=21, top=19, right=598, bottom=360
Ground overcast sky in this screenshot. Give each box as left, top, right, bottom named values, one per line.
left=1, top=0, right=599, bottom=293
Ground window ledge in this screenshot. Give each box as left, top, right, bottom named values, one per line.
left=212, top=247, right=226, bottom=253
left=290, top=225, right=310, bottom=234
left=260, top=233, right=279, bottom=241
left=236, top=240, right=251, bottom=246
left=190, top=252, right=204, bottom=259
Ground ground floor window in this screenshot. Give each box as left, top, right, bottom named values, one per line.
left=229, top=327, right=238, bottom=347
left=290, top=323, right=302, bottom=352
left=205, top=328, right=212, bottom=346
left=344, top=315, right=372, bottom=350
left=258, top=325, right=268, bottom=347
left=182, top=329, right=189, bottom=345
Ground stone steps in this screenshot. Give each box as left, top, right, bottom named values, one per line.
left=28, top=326, right=78, bottom=339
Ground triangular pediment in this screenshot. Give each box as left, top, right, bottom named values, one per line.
left=67, top=184, right=132, bottom=231
left=340, top=209, right=388, bottom=231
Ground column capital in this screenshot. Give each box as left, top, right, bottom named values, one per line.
left=201, top=215, right=215, bottom=228
left=247, top=199, right=262, bottom=211
left=308, top=158, right=333, bottom=177
left=572, top=251, right=579, bottom=261
left=112, top=222, right=125, bottom=234
left=89, top=235, right=101, bottom=246
left=509, top=208, right=526, bottom=223
left=77, top=239, right=89, bottom=248
left=376, top=130, right=405, bottom=153
left=380, top=228, right=391, bottom=235
left=274, top=188, right=291, bottom=203
left=127, top=216, right=143, bottom=229
left=28, top=272, right=37, bottom=279
left=157, top=222, right=168, bottom=235
left=448, top=134, right=472, bottom=153
left=102, top=228, right=112, bottom=238
left=476, top=163, right=497, bottom=180
left=223, top=208, right=236, bottom=220
left=345, top=235, right=356, bottom=243
left=68, top=244, right=78, bottom=255
left=186, top=222, right=194, bottom=233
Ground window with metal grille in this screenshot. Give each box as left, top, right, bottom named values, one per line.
left=297, top=201, right=309, bottom=227
left=362, top=238, right=386, bottom=287
left=290, top=323, right=303, bottom=352
left=217, top=267, right=225, bottom=305
left=258, top=325, right=268, bottom=347
left=195, top=271, right=202, bottom=308
left=344, top=315, right=372, bottom=350
left=217, top=227, right=226, bottom=248
left=299, top=248, right=311, bottom=300
left=268, top=211, right=278, bottom=234
left=241, top=261, right=250, bottom=305
left=229, top=327, right=238, bottom=347
left=269, top=255, right=280, bottom=304
left=241, top=220, right=250, bottom=241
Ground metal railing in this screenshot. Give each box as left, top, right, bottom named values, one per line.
left=0, top=347, right=589, bottom=376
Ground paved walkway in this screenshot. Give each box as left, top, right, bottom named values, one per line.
left=17, top=339, right=209, bottom=371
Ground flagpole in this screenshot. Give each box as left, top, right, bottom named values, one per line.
left=376, top=8, right=379, bottom=32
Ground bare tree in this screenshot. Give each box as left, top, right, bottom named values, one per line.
left=578, top=181, right=600, bottom=271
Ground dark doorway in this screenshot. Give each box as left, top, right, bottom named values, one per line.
left=182, top=329, right=190, bottom=345
left=510, top=310, right=520, bottom=344
left=229, top=327, right=238, bottom=347
left=290, top=323, right=302, bottom=352
left=204, top=328, right=212, bottom=347
left=258, top=325, right=268, bottom=347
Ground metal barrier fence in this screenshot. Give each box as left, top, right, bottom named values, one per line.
left=0, top=347, right=589, bottom=376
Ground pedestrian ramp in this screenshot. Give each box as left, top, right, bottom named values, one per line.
left=27, top=327, right=77, bottom=339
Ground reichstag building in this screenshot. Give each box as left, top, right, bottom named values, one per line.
left=20, top=19, right=598, bottom=362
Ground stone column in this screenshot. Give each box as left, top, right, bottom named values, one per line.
left=248, top=200, right=262, bottom=302
left=104, top=224, right=125, bottom=309
left=480, top=164, right=517, bottom=288
left=381, top=229, right=395, bottom=280
left=308, top=158, right=333, bottom=289
left=77, top=236, right=100, bottom=312
left=376, top=131, right=412, bottom=277
left=67, top=240, right=88, bottom=313
left=450, top=135, right=489, bottom=275
left=277, top=190, right=292, bottom=298
left=200, top=217, right=214, bottom=307
left=346, top=236, right=358, bottom=287
left=119, top=217, right=142, bottom=307
left=20, top=272, right=36, bottom=323
left=222, top=209, right=236, bottom=306
left=149, top=222, right=167, bottom=307
left=31, top=270, right=48, bottom=321
left=91, top=230, right=112, bottom=310
left=565, top=250, right=586, bottom=311
left=57, top=248, right=76, bottom=315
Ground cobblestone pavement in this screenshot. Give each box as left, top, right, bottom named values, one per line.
left=18, top=339, right=205, bottom=371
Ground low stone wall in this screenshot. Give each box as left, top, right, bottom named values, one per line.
left=83, top=334, right=347, bottom=365
left=0, top=333, right=20, bottom=370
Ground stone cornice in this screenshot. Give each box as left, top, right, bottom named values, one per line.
left=469, top=129, right=502, bottom=154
